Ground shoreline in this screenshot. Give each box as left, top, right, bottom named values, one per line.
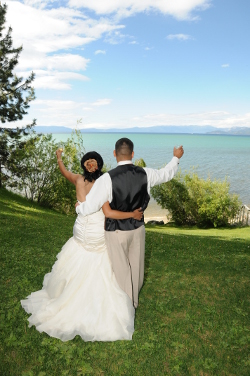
left=144, top=216, right=168, bottom=224
left=144, top=199, right=168, bottom=223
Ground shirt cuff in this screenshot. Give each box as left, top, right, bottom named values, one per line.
left=172, top=156, right=180, bottom=164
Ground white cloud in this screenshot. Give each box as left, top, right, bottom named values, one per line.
left=34, top=99, right=85, bottom=112
left=132, top=111, right=250, bottom=128
left=221, top=64, right=229, bottom=68
left=145, top=47, right=153, bottom=51
left=34, top=98, right=112, bottom=110
left=104, top=30, right=128, bottom=44
left=7, top=2, right=91, bottom=51
left=4, top=106, right=250, bottom=130
left=5, top=0, right=209, bottom=91
left=17, top=69, right=89, bottom=90
left=17, top=52, right=90, bottom=71
left=95, top=50, right=106, bottom=55
left=91, top=99, right=112, bottom=106
left=6, top=2, right=123, bottom=52
left=68, top=0, right=211, bottom=20
left=34, top=71, right=89, bottom=90
left=83, top=107, right=94, bottom=111
left=23, top=0, right=54, bottom=9
left=5, top=1, right=124, bottom=89
left=6, top=98, right=115, bottom=128
left=166, top=34, right=192, bottom=40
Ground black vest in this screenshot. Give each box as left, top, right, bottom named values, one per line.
left=105, top=164, right=150, bottom=231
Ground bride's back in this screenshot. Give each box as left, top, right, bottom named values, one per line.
left=75, top=175, right=95, bottom=203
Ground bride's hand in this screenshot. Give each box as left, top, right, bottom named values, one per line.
left=133, top=208, right=143, bottom=220
left=56, top=148, right=63, bottom=160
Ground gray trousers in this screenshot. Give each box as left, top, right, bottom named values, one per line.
left=105, top=226, right=145, bottom=308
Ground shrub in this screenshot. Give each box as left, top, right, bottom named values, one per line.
left=134, top=158, right=146, bottom=167
left=7, top=133, right=59, bottom=202
left=49, top=129, right=85, bottom=213
left=151, top=171, right=241, bottom=227
left=7, top=129, right=85, bottom=214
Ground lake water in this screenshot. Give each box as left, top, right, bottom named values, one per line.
left=53, top=133, right=250, bottom=220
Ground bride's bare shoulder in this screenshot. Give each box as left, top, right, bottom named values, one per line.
left=76, top=176, right=94, bottom=201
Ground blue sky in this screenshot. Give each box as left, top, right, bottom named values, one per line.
left=5, top=0, right=250, bottom=129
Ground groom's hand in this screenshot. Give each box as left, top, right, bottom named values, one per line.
left=173, top=145, right=184, bottom=159
left=133, top=208, right=143, bottom=221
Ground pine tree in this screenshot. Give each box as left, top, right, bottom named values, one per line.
left=0, top=3, right=35, bottom=122
left=0, top=3, right=36, bottom=188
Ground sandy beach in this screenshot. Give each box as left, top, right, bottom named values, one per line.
left=144, top=198, right=169, bottom=223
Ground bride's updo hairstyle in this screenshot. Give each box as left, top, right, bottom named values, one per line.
left=81, top=151, right=104, bottom=182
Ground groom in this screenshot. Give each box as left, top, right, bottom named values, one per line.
left=76, top=138, right=184, bottom=308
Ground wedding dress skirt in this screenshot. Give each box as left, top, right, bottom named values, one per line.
left=21, top=210, right=135, bottom=342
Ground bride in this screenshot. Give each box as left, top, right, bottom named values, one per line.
left=21, top=149, right=143, bottom=342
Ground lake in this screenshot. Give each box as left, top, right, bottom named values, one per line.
left=53, top=133, right=250, bottom=220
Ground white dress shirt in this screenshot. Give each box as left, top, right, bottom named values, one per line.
left=76, top=156, right=179, bottom=216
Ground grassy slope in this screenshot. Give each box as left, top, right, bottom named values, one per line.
left=0, top=189, right=250, bottom=376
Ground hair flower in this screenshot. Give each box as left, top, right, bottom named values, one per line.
left=84, top=159, right=98, bottom=173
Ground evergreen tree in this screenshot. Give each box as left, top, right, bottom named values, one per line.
left=0, top=3, right=35, bottom=123
left=0, top=3, right=36, bottom=188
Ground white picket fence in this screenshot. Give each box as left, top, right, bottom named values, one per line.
left=231, top=205, right=250, bottom=225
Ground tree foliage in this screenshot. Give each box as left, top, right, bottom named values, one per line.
left=7, top=129, right=85, bottom=214
left=134, top=158, right=146, bottom=167
left=151, top=171, right=241, bottom=227
left=50, top=129, right=85, bottom=213
left=0, top=3, right=35, bottom=123
left=0, top=3, right=36, bottom=188
left=0, top=121, right=37, bottom=187
left=8, top=133, right=58, bottom=202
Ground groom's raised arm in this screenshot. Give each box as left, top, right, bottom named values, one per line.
left=144, top=156, right=179, bottom=192
left=76, top=173, right=112, bottom=216
left=144, top=145, right=184, bottom=192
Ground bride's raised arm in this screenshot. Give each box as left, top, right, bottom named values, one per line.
left=56, top=148, right=80, bottom=185
left=102, top=202, right=143, bottom=221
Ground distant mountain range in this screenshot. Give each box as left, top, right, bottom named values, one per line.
left=207, top=127, right=250, bottom=135
left=34, top=125, right=250, bottom=136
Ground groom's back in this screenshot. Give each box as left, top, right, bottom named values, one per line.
left=105, top=164, right=150, bottom=231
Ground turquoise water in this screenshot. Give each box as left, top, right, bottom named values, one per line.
left=53, top=133, right=250, bottom=207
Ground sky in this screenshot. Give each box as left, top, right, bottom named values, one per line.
left=4, top=0, right=250, bottom=130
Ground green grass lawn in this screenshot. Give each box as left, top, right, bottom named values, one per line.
left=0, top=188, right=250, bottom=376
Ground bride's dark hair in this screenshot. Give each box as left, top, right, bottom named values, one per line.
left=81, top=151, right=104, bottom=182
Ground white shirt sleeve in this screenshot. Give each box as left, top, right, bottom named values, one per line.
left=76, top=173, right=112, bottom=216
left=144, top=156, right=179, bottom=193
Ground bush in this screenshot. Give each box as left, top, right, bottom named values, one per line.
left=49, top=129, right=85, bottom=213
left=134, top=158, right=146, bottom=167
left=7, top=129, right=86, bottom=214
left=151, top=171, right=241, bottom=227
left=8, top=133, right=59, bottom=202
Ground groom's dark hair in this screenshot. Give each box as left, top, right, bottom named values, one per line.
left=115, top=138, right=134, bottom=156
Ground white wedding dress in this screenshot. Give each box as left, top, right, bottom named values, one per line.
left=21, top=210, right=135, bottom=342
